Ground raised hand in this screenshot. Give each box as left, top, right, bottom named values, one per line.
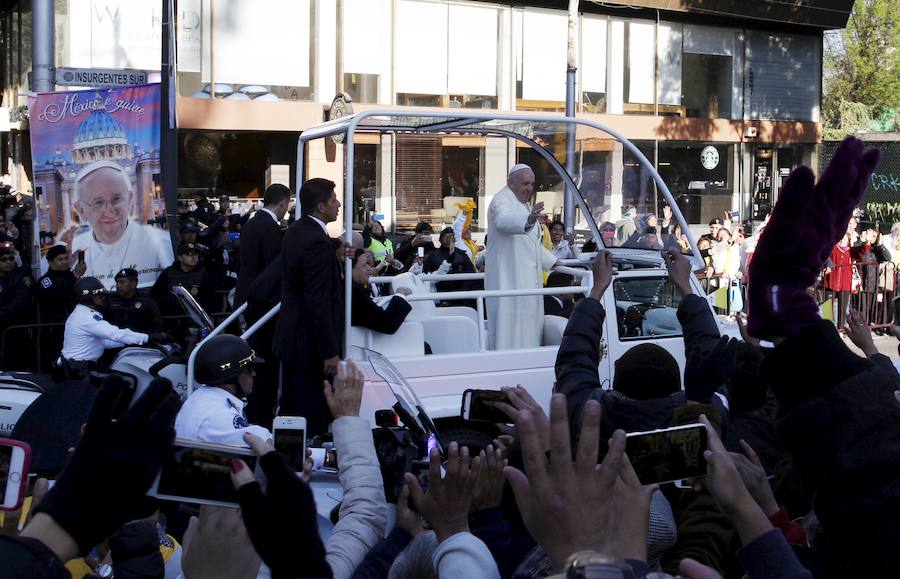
left=471, top=444, right=507, bottom=512
left=503, top=394, right=626, bottom=571
left=404, top=442, right=482, bottom=543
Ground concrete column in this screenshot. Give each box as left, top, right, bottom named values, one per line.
left=32, top=0, right=55, bottom=92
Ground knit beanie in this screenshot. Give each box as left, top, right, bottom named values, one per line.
left=613, top=344, right=681, bottom=400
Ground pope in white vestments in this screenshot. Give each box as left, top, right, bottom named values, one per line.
left=65, top=160, right=174, bottom=289
left=485, top=164, right=558, bottom=350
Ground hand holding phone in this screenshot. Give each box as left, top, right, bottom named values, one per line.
left=461, top=389, right=510, bottom=423
left=230, top=433, right=331, bottom=578
left=0, top=438, right=31, bottom=511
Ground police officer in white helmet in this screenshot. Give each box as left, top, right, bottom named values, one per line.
left=175, top=334, right=272, bottom=446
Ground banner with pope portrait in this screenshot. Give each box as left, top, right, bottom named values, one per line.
left=29, top=83, right=173, bottom=289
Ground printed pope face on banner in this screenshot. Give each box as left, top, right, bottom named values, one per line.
left=29, top=85, right=173, bottom=289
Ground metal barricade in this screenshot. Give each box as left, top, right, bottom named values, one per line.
left=818, top=260, right=898, bottom=329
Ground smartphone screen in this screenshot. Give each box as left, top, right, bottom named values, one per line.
left=625, top=424, right=708, bottom=485
left=274, top=428, right=306, bottom=472
left=461, top=389, right=510, bottom=423
left=76, top=250, right=85, bottom=264
left=153, top=443, right=258, bottom=507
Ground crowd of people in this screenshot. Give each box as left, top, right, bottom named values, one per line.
left=1, top=137, right=899, bottom=578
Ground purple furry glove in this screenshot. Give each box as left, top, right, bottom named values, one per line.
left=747, top=137, right=880, bottom=340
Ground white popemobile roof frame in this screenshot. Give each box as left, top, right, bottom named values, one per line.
left=294, top=109, right=702, bottom=358
left=185, top=111, right=702, bottom=395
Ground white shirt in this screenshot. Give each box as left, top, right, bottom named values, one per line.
left=61, top=304, right=148, bottom=362
left=310, top=215, right=328, bottom=234
left=71, top=221, right=175, bottom=290
left=175, top=386, right=272, bottom=447
left=259, top=207, right=280, bottom=224
left=551, top=239, right=580, bottom=260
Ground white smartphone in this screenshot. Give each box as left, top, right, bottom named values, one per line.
left=1, top=438, right=32, bottom=511
left=148, top=439, right=259, bottom=508
left=417, top=246, right=425, bottom=258
left=273, top=416, right=307, bottom=473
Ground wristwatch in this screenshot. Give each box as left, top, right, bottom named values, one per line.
left=96, top=563, right=114, bottom=577
left=565, top=551, right=630, bottom=579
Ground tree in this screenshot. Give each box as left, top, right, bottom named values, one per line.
left=823, top=0, right=900, bottom=133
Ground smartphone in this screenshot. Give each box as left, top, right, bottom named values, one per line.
left=148, top=439, right=259, bottom=508
left=417, top=246, right=425, bottom=258
left=461, top=389, right=510, bottom=423
left=273, top=416, right=307, bottom=473
left=729, top=211, right=739, bottom=221
left=76, top=249, right=85, bottom=265
left=1, top=438, right=32, bottom=511
left=625, top=424, right=708, bottom=486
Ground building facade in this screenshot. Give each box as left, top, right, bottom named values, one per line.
left=2, top=0, right=853, bottom=238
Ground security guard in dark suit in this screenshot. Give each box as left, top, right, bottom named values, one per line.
left=106, top=268, right=164, bottom=335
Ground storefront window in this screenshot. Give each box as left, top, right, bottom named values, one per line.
left=351, top=143, right=379, bottom=227
left=178, top=0, right=316, bottom=101
left=341, top=0, right=390, bottom=104
left=622, top=141, right=657, bottom=216
left=515, top=8, right=566, bottom=111
left=658, top=142, right=733, bottom=225
left=395, top=1, right=498, bottom=109
left=442, top=143, right=482, bottom=229
left=681, top=25, right=738, bottom=120
left=623, top=21, right=655, bottom=115
left=580, top=15, right=607, bottom=114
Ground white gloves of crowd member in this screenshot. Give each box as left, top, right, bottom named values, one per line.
left=409, top=262, right=424, bottom=275
left=436, top=260, right=453, bottom=275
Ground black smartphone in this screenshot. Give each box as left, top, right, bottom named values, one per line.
left=148, top=440, right=259, bottom=508
left=76, top=250, right=85, bottom=265
left=625, top=424, right=708, bottom=485
left=461, top=389, right=510, bottom=423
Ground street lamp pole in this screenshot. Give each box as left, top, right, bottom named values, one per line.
left=564, top=0, right=579, bottom=232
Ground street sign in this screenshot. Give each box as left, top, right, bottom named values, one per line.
left=55, top=67, right=149, bottom=88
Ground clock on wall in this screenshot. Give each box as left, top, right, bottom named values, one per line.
left=700, top=146, right=720, bottom=170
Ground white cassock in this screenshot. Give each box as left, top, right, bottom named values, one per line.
left=486, top=186, right=557, bottom=350
left=71, top=221, right=174, bottom=289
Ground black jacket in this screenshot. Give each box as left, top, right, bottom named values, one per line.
left=274, top=216, right=344, bottom=368
left=0, top=535, right=70, bottom=578
left=35, top=269, right=76, bottom=323
left=106, top=292, right=164, bottom=334
left=555, top=297, right=690, bottom=445
left=351, top=284, right=411, bottom=334
left=0, top=269, right=32, bottom=329
left=236, top=209, right=284, bottom=306
left=762, top=321, right=900, bottom=577
left=423, top=246, right=477, bottom=294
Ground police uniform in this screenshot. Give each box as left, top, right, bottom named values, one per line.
left=175, top=386, right=272, bottom=446
left=35, top=269, right=77, bottom=323
left=61, top=304, right=149, bottom=362
left=107, top=292, right=164, bottom=335
left=150, top=243, right=214, bottom=315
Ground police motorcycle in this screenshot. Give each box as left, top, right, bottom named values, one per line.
left=0, top=285, right=199, bottom=436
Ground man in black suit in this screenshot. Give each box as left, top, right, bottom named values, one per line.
left=235, top=184, right=291, bottom=307
left=274, top=178, right=344, bottom=435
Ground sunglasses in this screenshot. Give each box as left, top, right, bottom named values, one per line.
left=0, top=256, right=16, bottom=262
